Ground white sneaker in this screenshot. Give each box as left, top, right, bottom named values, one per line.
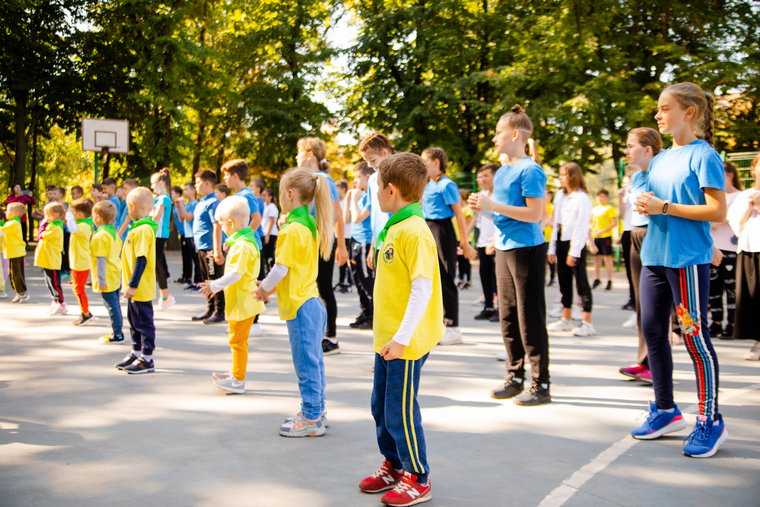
left=548, top=304, right=564, bottom=319
left=547, top=318, right=574, bottom=332
left=622, top=314, right=637, bottom=329
left=496, top=351, right=507, bottom=361
left=572, top=306, right=583, bottom=321
left=156, top=295, right=176, bottom=312
left=212, top=371, right=232, bottom=381
left=472, top=294, right=485, bottom=306
left=0, top=290, right=7, bottom=299
left=51, top=302, right=68, bottom=316
left=213, top=376, right=245, bottom=394
left=250, top=323, right=262, bottom=336
left=745, top=341, right=760, bottom=361
left=47, top=301, right=59, bottom=315
left=572, top=321, right=596, bottom=336
left=438, top=327, right=463, bottom=345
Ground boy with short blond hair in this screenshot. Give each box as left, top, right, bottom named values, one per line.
left=359, top=152, right=443, bottom=506
left=35, top=201, right=67, bottom=315
left=115, top=187, right=158, bottom=374
left=199, top=196, right=266, bottom=393
left=91, top=200, right=124, bottom=344
left=69, top=198, right=95, bottom=326
left=3, top=202, right=29, bottom=303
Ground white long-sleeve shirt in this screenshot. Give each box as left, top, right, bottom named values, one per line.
left=547, top=189, right=565, bottom=255
left=728, top=188, right=760, bottom=253
left=550, top=189, right=592, bottom=258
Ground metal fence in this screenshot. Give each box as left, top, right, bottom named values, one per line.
left=726, top=151, right=757, bottom=188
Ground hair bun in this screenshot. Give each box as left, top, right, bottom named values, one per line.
left=511, top=104, right=525, bottom=114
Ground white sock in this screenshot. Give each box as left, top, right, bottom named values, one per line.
left=327, top=337, right=337, bottom=344
left=132, top=351, right=142, bottom=359
left=142, top=354, right=152, bottom=362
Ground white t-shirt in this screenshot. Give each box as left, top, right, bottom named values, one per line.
left=475, top=190, right=496, bottom=248
left=339, top=197, right=351, bottom=238
left=711, top=190, right=740, bottom=251
left=262, top=202, right=280, bottom=237
left=728, top=188, right=760, bottom=253
left=621, top=186, right=633, bottom=232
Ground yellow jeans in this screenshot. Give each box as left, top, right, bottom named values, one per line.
left=229, top=316, right=255, bottom=381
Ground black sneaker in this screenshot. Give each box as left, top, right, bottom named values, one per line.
left=461, top=281, right=473, bottom=290
left=592, top=279, right=601, bottom=290
left=333, top=283, right=342, bottom=291
left=349, top=314, right=370, bottom=328
left=546, top=279, right=555, bottom=287
left=621, top=300, right=635, bottom=311
left=456, top=280, right=465, bottom=290
left=322, top=339, right=341, bottom=356
left=203, top=314, right=226, bottom=325
left=721, top=324, right=734, bottom=340
left=174, top=277, right=190, bottom=285
left=192, top=311, right=212, bottom=321
left=74, top=312, right=95, bottom=327
left=489, top=312, right=500, bottom=322
left=115, top=354, right=139, bottom=370
left=605, top=281, right=612, bottom=291
left=474, top=308, right=496, bottom=320
left=184, top=284, right=198, bottom=291
left=708, top=322, right=722, bottom=338
left=357, top=319, right=373, bottom=330
left=513, top=382, right=551, bottom=406
left=490, top=378, right=524, bottom=400
left=124, top=358, right=155, bottom=374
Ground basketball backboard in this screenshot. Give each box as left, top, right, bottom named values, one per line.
left=81, top=118, right=129, bottom=154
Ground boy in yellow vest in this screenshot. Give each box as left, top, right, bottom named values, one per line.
left=359, top=153, right=444, bottom=506
left=115, top=187, right=158, bottom=374
left=69, top=198, right=95, bottom=326
left=35, top=202, right=67, bottom=315
left=2, top=203, right=29, bottom=303
left=91, top=200, right=124, bottom=344
left=199, top=196, right=265, bottom=394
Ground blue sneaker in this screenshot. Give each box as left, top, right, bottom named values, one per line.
left=683, top=413, right=727, bottom=458
left=631, top=401, right=688, bottom=440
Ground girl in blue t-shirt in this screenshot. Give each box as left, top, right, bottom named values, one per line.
left=632, top=83, right=727, bottom=458
left=469, top=104, right=550, bottom=406
left=421, top=147, right=477, bottom=346
left=617, top=127, right=662, bottom=384
left=151, top=167, right=175, bottom=311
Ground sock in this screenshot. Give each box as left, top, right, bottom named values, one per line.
left=541, top=383, right=549, bottom=390
left=142, top=354, right=152, bottom=362
left=327, top=337, right=338, bottom=344
left=132, top=351, right=142, bottom=359
left=662, top=408, right=675, bottom=413
left=513, top=378, right=524, bottom=384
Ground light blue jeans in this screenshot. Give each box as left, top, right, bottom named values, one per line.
left=285, top=297, right=327, bottom=420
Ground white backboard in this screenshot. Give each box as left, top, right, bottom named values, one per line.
left=81, top=118, right=129, bottom=154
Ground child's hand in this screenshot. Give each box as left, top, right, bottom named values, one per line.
left=123, top=287, right=136, bottom=299
left=381, top=340, right=406, bottom=361
left=214, top=251, right=225, bottom=266
left=198, top=280, right=215, bottom=297
left=251, top=281, right=270, bottom=303
left=366, top=248, right=375, bottom=270
left=547, top=253, right=556, bottom=264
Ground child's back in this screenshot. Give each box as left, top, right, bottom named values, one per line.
left=122, top=219, right=157, bottom=302
left=274, top=219, right=319, bottom=321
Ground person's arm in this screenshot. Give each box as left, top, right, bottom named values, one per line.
left=334, top=199, right=349, bottom=266
left=367, top=239, right=375, bottom=270
left=117, top=213, right=130, bottom=238
left=381, top=276, right=435, bottom=360
left=152, top=203, right=164, bottom=221
left=249, top=211, right=262, bottom=232
left=349, top=191, right=371, bottom=224
left=451, top=202, right=476, bottom=259
left=637, top=188, right=726, bottom=222
left=65, top=210, right=77, bottom=233
left=254, top=263, right=289, bottom=302
left=179, top=201, right=194, bottom=221
left=201, top=272, right=243, bottom=295
left=175, top=200, right=186, bottom=223
left=569, top=199, right=592, bottom=260
left=96, top=257, right=108, bottom=290
left=470, top=193, right=544, bottom=223
left=265, top=210, right=275, bottom=236
left=124, top=256, right=147, bottom=299
left=596, top=214, right=619, bottom=237
left=212, top=222, right=224, bottom=265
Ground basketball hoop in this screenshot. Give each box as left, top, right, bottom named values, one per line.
left=81, top=118, right=129, bottom=182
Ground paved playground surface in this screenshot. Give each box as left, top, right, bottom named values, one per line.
left=1, top=253, right=758, bottom=506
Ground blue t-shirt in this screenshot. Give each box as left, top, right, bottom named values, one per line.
left=352, top=192, right=373, bottom=244
left=629, top=170, right=650, bottom=228
left=107, top=195, right=121, bottom=211
left=310, top=170, right=340, bottom=217
left=367, top=172, right=391, bottom=243
left=492, top=157, right=547, bottom=251
left=422, top=176, right=459, bottom=220
left=234, top=187, right=263, bottom=249
left=183, top=199, right=198, bottom=238
left=193, top=193, right=219, bottom=251
left=117, top=200, right=131, bottom=242
left=641, top=139, right=725, bottom=268
left=154, top=194, right=172, bottom=239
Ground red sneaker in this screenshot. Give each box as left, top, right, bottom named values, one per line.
left=619, top=363, right=647, bottom=379
left=380, top=471, right=431, bottom=506
left=360, top=461, right=403, bottom=493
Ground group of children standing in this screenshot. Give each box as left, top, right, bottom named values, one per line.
left=2, top=80, right=758, bottom=507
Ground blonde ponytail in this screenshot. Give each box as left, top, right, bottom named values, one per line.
left=281, top=167, right=335, bottom=260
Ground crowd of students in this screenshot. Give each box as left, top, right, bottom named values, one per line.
left=2, top=81, right=760, bottom=506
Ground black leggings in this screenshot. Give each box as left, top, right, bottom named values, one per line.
left=427, top=219, right=459, bottom=327
left=477, top=247, right=496, bottom=309
left=621, top=230, right=634, bottom=303
left=556, top=239, right=592, bottom=313
left=156, top=238, right=169, bottom=290
left=709, top=249, right=737, bottom=325
left=316, top=240, right=338, bottom=338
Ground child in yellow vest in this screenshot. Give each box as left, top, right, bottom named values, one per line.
left=90, top=200, right=124, bottom=344
left=199, top=196, right=266, bottom=394
left=0, top=209, right=6, bottom=299
left=69, top=198, right=95, bottom=326
left=359, top=153, right=444, bottom=505
left=115, top=187, right=158, bottom=374
left=2, top=202, right=29, bottom=303
left=253, top=167, right=334, bottom=437
left=35, top=201, right=67, bottom=315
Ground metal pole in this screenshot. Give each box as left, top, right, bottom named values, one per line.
left=94, top=153, right=99, bottom=183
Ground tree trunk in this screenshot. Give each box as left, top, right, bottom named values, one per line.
left=13, top=92, right=29, bottom=187
left=103, top=152, right=110, bottom=179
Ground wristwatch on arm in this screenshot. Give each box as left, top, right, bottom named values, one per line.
left=662, top=200, right=670, bottom=215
